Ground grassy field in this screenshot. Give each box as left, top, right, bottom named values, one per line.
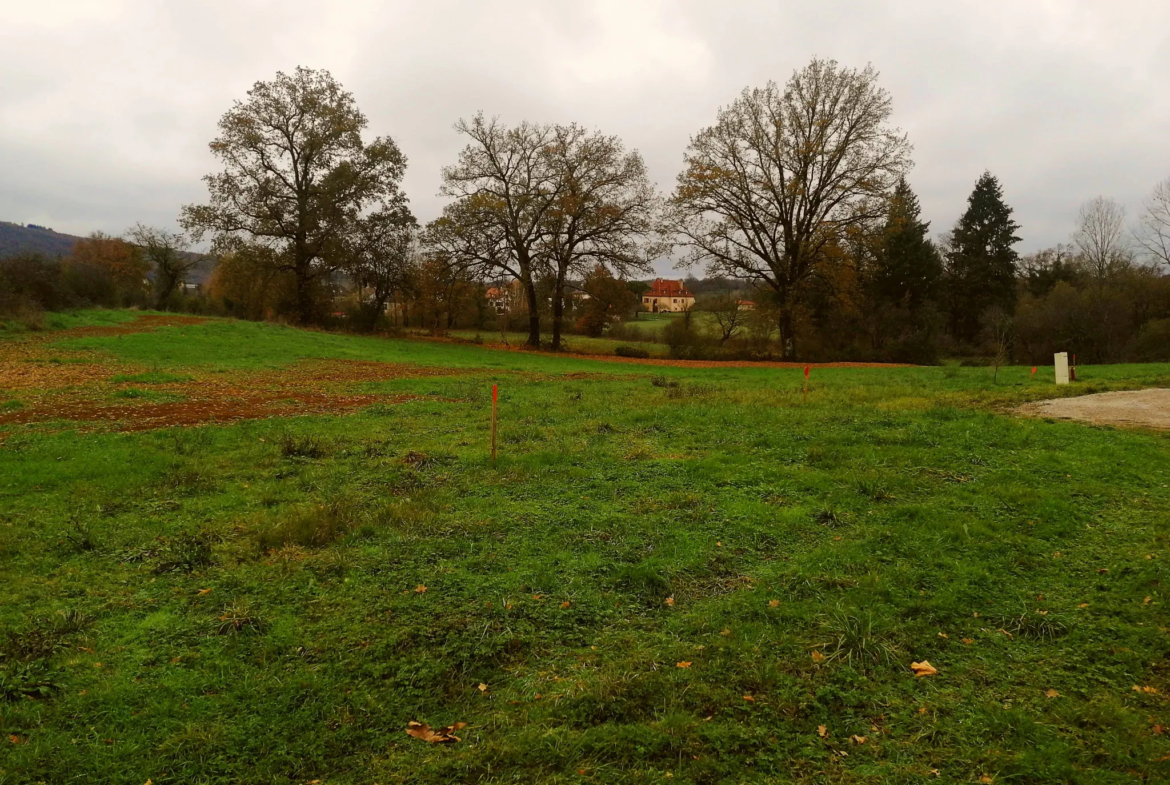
left=2, top=311, right=1170, bottom=784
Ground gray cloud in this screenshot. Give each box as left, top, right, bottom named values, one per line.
left=2, top=0, right=1168, bottom=271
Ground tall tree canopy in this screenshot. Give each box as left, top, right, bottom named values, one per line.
left=871, top=178, right=942, bottom=310
left=945, top=171, right=1021, bottom=342
left=670, top=58, right=912, bottom=359
left=539, top=124, right=661, bottom=350
left=344, top=204, right=417, bottom=331
left=427, top=114, right=560, bottom=347
left=181, top=66, right=407, bottom=324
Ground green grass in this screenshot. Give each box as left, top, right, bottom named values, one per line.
left=2, top=311, right=1170, bottom=784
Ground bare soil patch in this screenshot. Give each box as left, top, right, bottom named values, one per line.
left=0, top=348, right=454, bottom=431
left=1019, top=388, right=1170, bottom=431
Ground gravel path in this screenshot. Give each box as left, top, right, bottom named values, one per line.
left=1019, top=388, right=1170, bottom=430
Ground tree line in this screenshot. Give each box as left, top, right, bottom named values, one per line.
left=3, top=61, right=1169, bottom=363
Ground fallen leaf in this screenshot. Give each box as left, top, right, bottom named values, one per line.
left=477, top=683, right=488, bottom=693
left=664, top=597, right=675, bottom=607
left=1037, top=594, right=1045, bottom=601
left=817, top=724, right=828, bottom=738
left=930, top=769, right=940, bottom=777
left=937, top=632, right=949, bottom=639
left=768, top=599, right=780, bottom=608
left=1077, top=603, right=1089, bottom=608
left=1053, top=552, right=1062, bottom=559
left=918, top=706, right=928, bottom=714
left=1144, top=596, right=1152, bottom=605
left=578, top=770, right=586, bottom=776
left=1045, top=689, right=1059, bottom=698
left=414, top=585, right=427, bottom=594
left=716, top=541, right=722, bottom=547
left=979, top=776, right=994, bottom=784
left=910, top=661, right=938, bottom=677
left=9, top=735, right=20, bottom=744
left=405, top=720, right=467, bottom=744
left=94, top=662, right=103, bottom=668
left=532, top=594, right=541, bottom=600
left=676, top=661, right=692, bottom=669
left=1098, top=568, right=1109, bottom=574
left=743, top=694, right=755, bottom=702
left=973, top=612, right=980, bottom=618
left=849, top=735, right=867, bottom=745
left=1154, top=725, right=1164, bottom=735
left=1133, top=685, right=1159, bottom=694
left=961, top=638, right=975, bottom=645
left=197, top=588, right=212, bottom=596
left=561, top=601, right=571, bottom=609
left=811, top=650, right=826, bottom=663
left=534, top=694, right=543, bottom=700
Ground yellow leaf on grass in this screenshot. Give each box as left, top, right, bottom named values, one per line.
left=768, top=599, right=780, bottom=608
left=414, top=585, right=427, bottom=594
left=9, top=735, right=21, bottom=744
left=561, top=601, right=571, bottom=609
left=937, top=632, right=948, bottom=639
left=1144, top=596, right=1152, bottom=605
left=850, top=735, right=867, bottom=745
left=197, top=588, right=212, bottom=596
left=743, top=694, right=755, bottom=702
left=664, top=597, right=675, bottom=606
left=1045, top=689, right=1059, bottom=698
left=910, top=661, right=938, bottom=677
left=720, top=629, right=730, bottom=636
left=676, top=661, right=692, bottom=669
left=817, top=724, right=828, bottom=738
left=477, top=683, right=488, bottom=693
left=1077, top=603, right=1089, bottom=608
left=811, top=650, right=826, bottom=663
left=979, top=776, right=994, bottom=784
left=961, top=638, right=975, bottom=645
left=1133, top=685, right=1159, bottom=694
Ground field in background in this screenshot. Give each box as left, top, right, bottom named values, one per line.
left=2, top=312, right=1169, bottom=784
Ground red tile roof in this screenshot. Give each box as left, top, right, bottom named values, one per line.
left=645, top=279, right=694, bottom=298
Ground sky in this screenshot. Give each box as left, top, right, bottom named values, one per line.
left=2, top=0, right=1168, bottom=273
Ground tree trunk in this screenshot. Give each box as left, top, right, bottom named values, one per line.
left=154, top=270, right=177, bottom=311
left=551, top=267, right=567, bottom=351
left=294, top=260, right=314, bottom=325
left=778, top=304, right=796, bottom=361
left=523, top=277, right=541, bottom=348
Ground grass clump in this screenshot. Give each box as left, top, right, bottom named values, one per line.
left=110, top=371, right=192, bottom=384
left=257, top=502, right=357, bottom=551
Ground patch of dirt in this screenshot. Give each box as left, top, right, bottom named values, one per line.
left=1018, top=388, right=1170, bottom=431
left=0, top=356, right=454, bottom=432
left=54, top=314, right=211, bottom=338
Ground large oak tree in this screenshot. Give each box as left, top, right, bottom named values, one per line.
left=181, top=67, right=407, bottom=324
left=670, top=58, right=912, bottom=359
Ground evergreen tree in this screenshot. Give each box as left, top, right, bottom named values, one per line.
left=945, top=172, right=1021, bottom=342
left=872, top=178, right=943, bottom=311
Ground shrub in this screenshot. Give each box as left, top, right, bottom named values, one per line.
left=614, top=345, right=650, bottom=359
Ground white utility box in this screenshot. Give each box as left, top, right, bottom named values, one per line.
left=1054, top=352, right=1070, bottom=385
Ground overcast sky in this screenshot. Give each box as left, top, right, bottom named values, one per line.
left=3, top=0, right=1168, bottom=273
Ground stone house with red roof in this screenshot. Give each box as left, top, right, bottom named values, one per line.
left=642, top=278, right=695, bottom=313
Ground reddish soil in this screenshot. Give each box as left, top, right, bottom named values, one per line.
left=1, top=316, right=454, bottom=434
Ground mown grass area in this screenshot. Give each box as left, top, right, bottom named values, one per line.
left=2, top=312, right=1170, bottom=784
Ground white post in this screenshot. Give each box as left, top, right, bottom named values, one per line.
left=1054, top=352, right=1070, bottom=385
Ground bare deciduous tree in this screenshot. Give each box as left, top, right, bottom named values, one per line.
left=670, top=58, right=912, bottom=359
left=701, top=292, right=748, bottom=344
left=181, top=67, right=407, bottom=324
left=431, top=114, right=561, bottom=347
left=1072, top=196, right=1132, bottom=280
left=127, top=224, right=199, bottom=309
left=540, top=124, right=662, bottom=350
left=1136, top=178, right=1170, bottom=270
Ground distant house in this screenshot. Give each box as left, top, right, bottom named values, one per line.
left=642, top=279, right=695, bottom=313
left=737, top=300, right=756, bottom=311
left=486, top=279, right=524, bottom=314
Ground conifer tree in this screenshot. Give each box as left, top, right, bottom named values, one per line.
left=872, top=178, right=942, bottom=311
left=945, top=172, right=1021, bottom=342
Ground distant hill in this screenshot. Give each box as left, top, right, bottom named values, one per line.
left=0, top=221, right=83, bottom=259
left=0, top=221, right=215, bottom=284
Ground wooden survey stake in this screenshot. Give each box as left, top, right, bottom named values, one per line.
left=491, top=384, right=498, bottom=463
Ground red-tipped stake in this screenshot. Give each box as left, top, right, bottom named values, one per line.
left=491, top=384, right=498, bottom=463
left=1031, top=366, right=1037, bottom=379
left=802, top=365, right=810, bottom=403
